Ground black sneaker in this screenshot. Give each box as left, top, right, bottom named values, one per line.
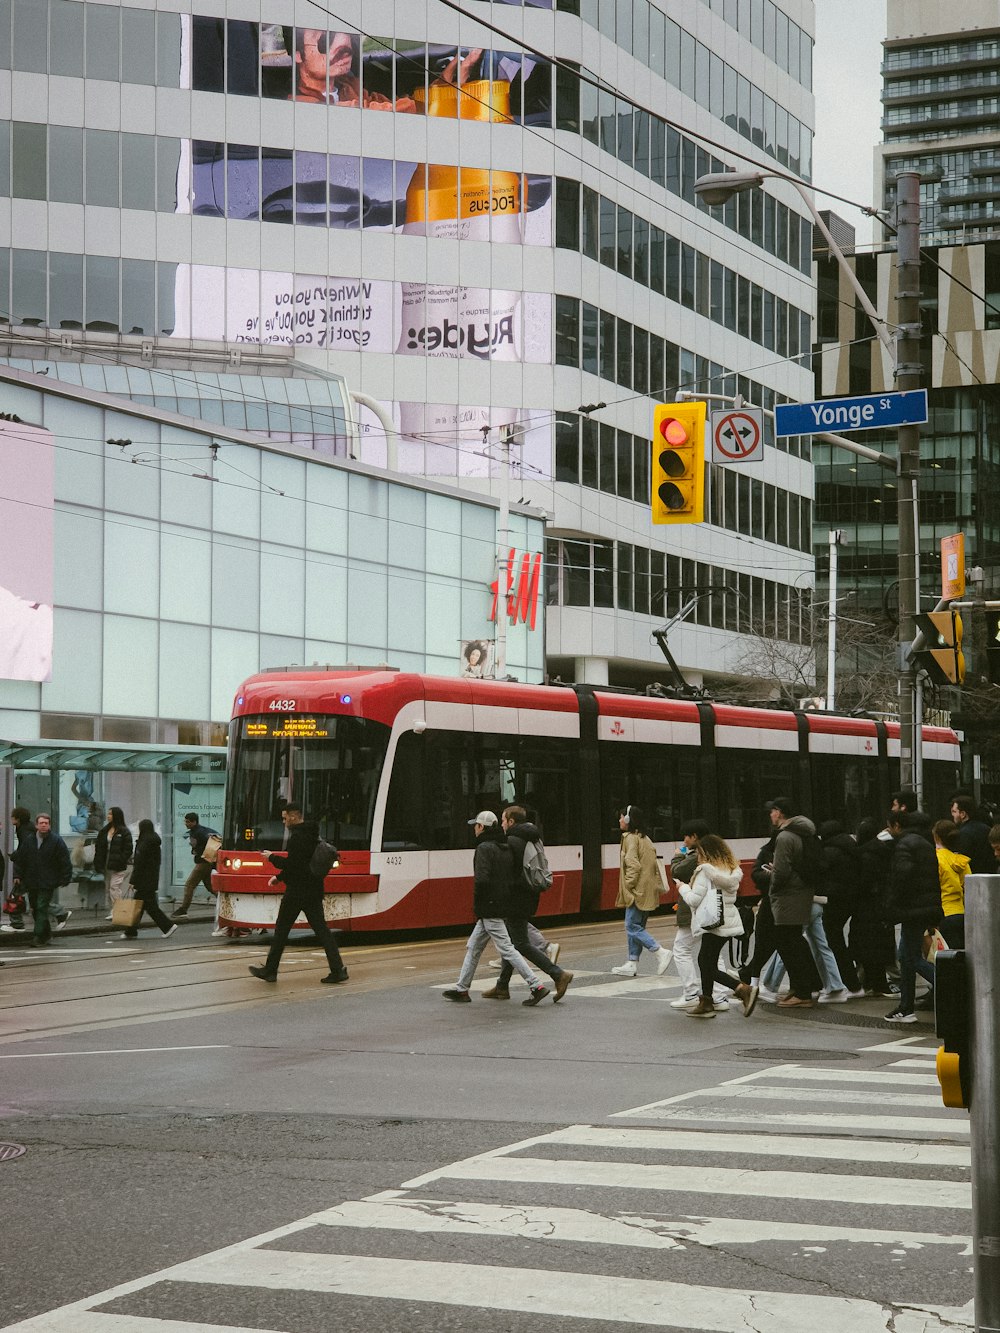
left=321, top=968, right=349, bottom=984
left=171, top=909, right=188, bottom=919
left=442, top=988, right=471, bottom=1003
left=522, top=985, right=549, bottom=1007
left=248, top=965, right=278, bottom=983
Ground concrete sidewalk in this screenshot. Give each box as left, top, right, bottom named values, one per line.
left=0, top=903, right=217, bottom=942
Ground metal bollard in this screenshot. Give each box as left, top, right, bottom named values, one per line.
left=967, top=874, right=1000, bottom=1332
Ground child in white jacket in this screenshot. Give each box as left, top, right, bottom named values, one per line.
left=679, top=834, right=759, bottom=1019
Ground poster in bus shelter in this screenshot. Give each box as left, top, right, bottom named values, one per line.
left=0, top=422, right=54, bottom=682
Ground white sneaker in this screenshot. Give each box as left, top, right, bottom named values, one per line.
left=670, top=996, right=699, bottom=1009
left=211, top=926, right=229, bottom=937
left=844, top=988, right=867, bottom=999
left=54, top=911, right=72, bottom=931
left=611, top=961, right=638, bottom=976
left=713, top=999, right=730, bottom=1012
left=105, top=913, right=114, bottom=921
left=162, top=924, right=178, bottom=938
left=655, top=948, right=672, bottom=975
left=758, top=986, right=780, bottom=1003
left=487, top=958, right=502, bottom=970
left=0, top=923, right=24, bottom=934
left=545, top=942, right=561, bottom=965
left=818, top=988, right=849, bottom=1004
left=884, top=1009, right=917, bottom=1024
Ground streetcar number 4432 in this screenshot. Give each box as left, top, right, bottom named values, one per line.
left=268, top=699, right=297, bottom=711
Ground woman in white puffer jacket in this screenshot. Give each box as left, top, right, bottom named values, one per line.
left=679, top=834, right=758, bottom=1019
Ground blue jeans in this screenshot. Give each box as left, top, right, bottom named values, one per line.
left=624, top=905, right=661, bottom=961
left=455, top=918, right=539, bottom=991
left=762, top=902, right=845, bottom=992
left=897, top=919, right=936, bottom=1014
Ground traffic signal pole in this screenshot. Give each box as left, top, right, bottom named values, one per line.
left=894, top=172, right=923, bottom=792
left=967, top=876, right=1000, bottom=1332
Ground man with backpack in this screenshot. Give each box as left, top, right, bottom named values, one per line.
left=248, top=802, right=348, bottom=986
left=482, top=805, right=573, bottom=1003
left=766, top=797, right=822, bottom=1009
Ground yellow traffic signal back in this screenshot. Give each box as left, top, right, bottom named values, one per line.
left=651, top=401, right=706, bottom=525
left=914, top=609, right=965, bottom=686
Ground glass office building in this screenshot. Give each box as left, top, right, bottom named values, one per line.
left=1, top=0, right=818, bottom=698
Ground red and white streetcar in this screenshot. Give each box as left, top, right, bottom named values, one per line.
left=213, top=666, right=960, bottom=934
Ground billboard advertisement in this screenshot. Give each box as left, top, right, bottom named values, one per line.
left=0, top=423, right=54, bottom=682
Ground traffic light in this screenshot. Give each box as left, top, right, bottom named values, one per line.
left=935, top=949, right=970, bottom=1109
left=987, top=614, right=1000, bottom=685
left=913, top=609, right=965, bottom=685
left=651, top=401, right=706, bottom=524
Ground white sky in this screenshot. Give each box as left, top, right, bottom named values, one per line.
left=811, top=0, right=887, bottom=246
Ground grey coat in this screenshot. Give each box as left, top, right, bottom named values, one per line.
left=769, top=814, right=816, bottom=926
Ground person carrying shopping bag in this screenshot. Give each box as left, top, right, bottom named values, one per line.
left=679, top=834, right=758, bottom=1019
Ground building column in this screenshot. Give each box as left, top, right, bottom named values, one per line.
left=574, top=657, right=609, bottom=686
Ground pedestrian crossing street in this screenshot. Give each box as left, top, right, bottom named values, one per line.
left=4, top=1035, right=973, bottom=1332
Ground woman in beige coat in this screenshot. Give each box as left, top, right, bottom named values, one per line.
left=612, top=805, right=671, bottom=976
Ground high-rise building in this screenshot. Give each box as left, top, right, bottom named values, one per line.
left=878, top=0, right=1000, bottom=245
left=1, top=0, right=819, bottom=701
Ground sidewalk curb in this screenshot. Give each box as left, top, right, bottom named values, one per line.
left=0, top=912, right=216, bottom=944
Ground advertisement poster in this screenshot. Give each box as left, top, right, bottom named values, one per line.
left=0, top=422, right=54, bottom=682
left=460, top=639, right=496, bottom=679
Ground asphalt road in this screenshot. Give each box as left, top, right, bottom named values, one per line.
left=0, top=919, right=974, bottom=1331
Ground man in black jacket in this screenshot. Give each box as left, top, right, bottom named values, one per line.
left=950, top=795, right=994, bottom=874
left=248, top=803, right=348, bottom=985
left=884, top=811, right=941, bottom=1023
left=443, top=811, right=548, bottom=1005
left=32, top=814, right=72, bottom=948
left=484, top=805, right=572, bottom=1002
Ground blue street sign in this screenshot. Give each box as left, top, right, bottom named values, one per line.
left=774, top=389, right=928, bottom=438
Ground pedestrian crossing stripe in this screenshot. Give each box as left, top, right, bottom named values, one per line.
left=1, top=1045, right=973, bottom=1333
left=316, top=1192, right=972, bottom=1252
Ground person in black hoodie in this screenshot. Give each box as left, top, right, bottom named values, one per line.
left=817, top=820, right=863, bottom=995
left=483, top=805, right=572, bottom=1003
left=248, top=803, right=348, bottom=985
left=442, top=811, right=547, bottom=1005
left=121, top=820, right=177, bottom=940
left=850, top=817, right=896, bottom=998
left=884, top=810, right=942, bottom=1023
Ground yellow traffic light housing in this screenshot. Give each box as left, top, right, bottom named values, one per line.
left=651, top=401, right=706, bottom=525
left=914, top=609, right=965, bottom=686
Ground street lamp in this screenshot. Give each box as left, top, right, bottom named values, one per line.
left=693, top=167, right=925, bottom=794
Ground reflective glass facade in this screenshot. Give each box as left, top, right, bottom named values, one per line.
left=0, top=0, right=817, bottom=695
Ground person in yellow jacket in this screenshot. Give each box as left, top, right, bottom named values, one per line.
left=933, top=819, right=970, bottom=950
left=611, top=805, right=672, bottom=977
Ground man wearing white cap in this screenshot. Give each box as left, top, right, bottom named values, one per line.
left=442, top=811, right=549, bottom=1006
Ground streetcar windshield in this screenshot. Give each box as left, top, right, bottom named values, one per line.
left=225, top=715, right=390, bottom=852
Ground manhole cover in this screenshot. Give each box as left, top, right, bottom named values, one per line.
left=734, top=1048, right=860, bottom=1062
left=0, top=1143, right=26, bottom=1162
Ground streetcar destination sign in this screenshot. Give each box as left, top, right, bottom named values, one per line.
left=774, top=389, right=928, bottom=438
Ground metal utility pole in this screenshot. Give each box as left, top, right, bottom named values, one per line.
left=895, top=172, right=923, bottom=790
left=493, top=423, right=514, bottom=680
left=826, top=529, right=845, bottom=712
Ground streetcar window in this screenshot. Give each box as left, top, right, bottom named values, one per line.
left=923, top=758, right=960, bottom=819
left=225, top=715, right=390, bottom=851
left=381, top=728, right=582, bottom=851
left=717, top=748, right=798, bottom=839
left=810, top=753, right=882, bottom=832
left=599, top=740, right=702, bottom=843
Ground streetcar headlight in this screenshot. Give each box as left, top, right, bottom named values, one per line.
left=232, top=857, right=242, bottom=870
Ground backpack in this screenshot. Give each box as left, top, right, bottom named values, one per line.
left=797, top=830, right=826, bottom=890
left=309, top=838, right=339, bottom=878
left=521, top=838, right=553, bottom=891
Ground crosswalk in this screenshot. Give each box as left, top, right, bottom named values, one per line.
left=4, top=1037, right=973, bottom=1332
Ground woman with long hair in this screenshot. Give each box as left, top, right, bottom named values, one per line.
left=92, top=806, right=133, bottom=920
left=611, top=805, right=671, bottom=977
left=933, top=818, right=969, bottom=951
left=679, top=834, right=758, bottom=1018
left=122, top=820, right=177, bottom=940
